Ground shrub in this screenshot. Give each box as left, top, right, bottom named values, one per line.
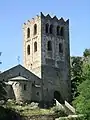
left=51, top=106, right=67, bottom=117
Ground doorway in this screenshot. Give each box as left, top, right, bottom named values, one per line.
left=54, top=91, right=64, bottom=103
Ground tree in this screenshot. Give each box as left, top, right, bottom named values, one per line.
left=83, top=49, right=90, bottom=57
left=72, top=49, right=90, bottom=119
left=70, top=56, right=83, bottom=100
left=73, top=63, right=90, bottom=120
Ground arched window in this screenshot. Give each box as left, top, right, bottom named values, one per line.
left=60, top=27, right=64, bottom=37
left=59, top=43, right=63, bottom=53
left=57, top=26, right=60, bottom=35
left=27, top=28, right=30, bottom=38
left=45, top=23, right=49, bottom=33
left=34, top=24, right=37, bottom=35
left=34, top=41, right=37, bottom=52
left=47, top=41, right=52, bottom=51
left=27, top=45, right=30, bottom=55
left=50, top=24, right=53, bottom=34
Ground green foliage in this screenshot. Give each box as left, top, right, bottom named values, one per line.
left=4, top=100, right=53, bottom=116
left=83, top=49, right=90, bottom=57
left=82, top=63, right=90, bottom=79
left=71, top=56, right=83, bottom=100
left=3, top=100, right=68, bottom=117
left=71, top=49, right=90, bottom=101
left=73, top=78, right=90, bottom=119
left=51, top=106, right=67, bottom=117
left=73, top=58, right=90, bottom=120
left=71, top=57, right=83, bottom=77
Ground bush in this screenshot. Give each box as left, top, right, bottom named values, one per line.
left=51, top=106, right=67, bottom=117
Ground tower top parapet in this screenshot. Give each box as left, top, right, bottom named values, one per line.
left=41, top=12, right=69, bottom=23
left=23, top=12, right=69, bottom=28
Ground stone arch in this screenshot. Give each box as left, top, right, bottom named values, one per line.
left=54, top=91, right=64, bottom=103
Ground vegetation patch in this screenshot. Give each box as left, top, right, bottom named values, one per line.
left=2, top=100, right=68, bottom=117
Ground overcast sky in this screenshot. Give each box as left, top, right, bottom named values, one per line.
left=0, top=0, right=90, bottom=71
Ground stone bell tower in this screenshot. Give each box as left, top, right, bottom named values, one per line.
left=23, top=14, right=42, bottom=78
left=23, top=12, right=71, bottom=102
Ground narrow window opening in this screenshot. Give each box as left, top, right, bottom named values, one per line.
left=60, top=27, right=64, bottom=37
left=50, top=24, right=53, bottom=34
left=59, top=43, right=63, bottom=53
left=34, top=42, right=37, bottom=52
left=27, top=28, right=30, bottom=38
left=45, top=23, right=49, bottom=33
left=32, top=81, right=35, bottom=86
left=37, top=92, right=39, bottom=96
left=57, top=26, right=60, bottom=35
left=19, top=72, right=20, bottom=76
left=47, top=41, right=52, bottom=51
left=24, top=84, right=27, bottom=91
left=34, top=24, right=37, bottom=35
left=27, top=45, right=30, bottom=55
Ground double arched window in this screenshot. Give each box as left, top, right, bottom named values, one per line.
left=27, top=45, right=30, bottom=55
left=34, top=41, right=37, bottom=52
left=27, top=28, right=30, bottom=38
left=34, top=24, right=37, bottom=35
left=47, top=41, right=52, bottom=51
left=27, top=42, right=37, bottom=54
left=45, top=24, right=64, bottom=36
left=45, top=24, right=53, bottom=34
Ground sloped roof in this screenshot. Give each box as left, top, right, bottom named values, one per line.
left=0, top=64, right=41, bottom=82
left=9, top=76, right=28, bottom=81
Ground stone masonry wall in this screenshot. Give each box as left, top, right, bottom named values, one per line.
left=23, top=15, right=42, bottom=78
left=41, top=14, right=71, bottom=102
left=12, top=81, right=32, bottom=102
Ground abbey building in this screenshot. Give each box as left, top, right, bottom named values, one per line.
left=0, top=13, right=71, bottom=103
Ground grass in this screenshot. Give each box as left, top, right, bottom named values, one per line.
left=1, top=100, right=84, bottom=119
left=3, top=100, right=55, bottom=116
